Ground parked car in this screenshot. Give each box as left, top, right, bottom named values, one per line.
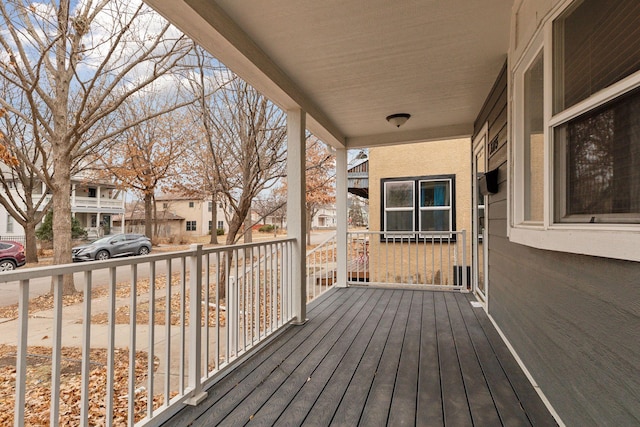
left=0, top=240, right=27, bottom=271
left=72, top=234, right=151, bottom=262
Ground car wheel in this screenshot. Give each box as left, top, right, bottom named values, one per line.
left=95, top=250, right=110, bottom=261
left=0, top=260, right=16, bottom=271
left=138, top=246, right=150, bottom=256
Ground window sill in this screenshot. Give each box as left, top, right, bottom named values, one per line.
left=509, top=226, right=640, bottom=262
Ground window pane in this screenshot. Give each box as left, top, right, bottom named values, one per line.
left=524, top=50, right=544, bottom=222
left=555, top=87, right=640, bottom=222
left=420, top=181, right=450, bottom=207
left=385, top=182, right=413, bottom=208
left=554, top=0, right=640, bottom=113
left=420, top=210, right=450, bottom=232
left=386, top=211, right=413, bottom=231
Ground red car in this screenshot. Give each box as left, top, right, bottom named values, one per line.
left=0, top=240, right=26, bottom=271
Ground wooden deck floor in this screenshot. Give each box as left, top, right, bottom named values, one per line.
left=166, top=287, right=557, bottom=426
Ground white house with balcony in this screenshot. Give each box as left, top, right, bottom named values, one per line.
left=0, top=175, right=125, bottom=240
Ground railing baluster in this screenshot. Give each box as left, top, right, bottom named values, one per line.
left=164, top=259, right=172, bottom=407
left=147, top=261, right=156, bottom=419
left=188, top=244, right=206, bottom=405
left=50, top=274, right=63, bottom=426
left=204, top=254, right=210, bottom=376
left=80, top=271, right=92, bottom=426
left=106, top=267, right=117, bottom=427
left=14, top=279, right=29, bottom=427
left=128, top=264, right=137, bottom=427
left=179, top=257, right=186, bottom=394
left=215, top=251, right=220, bottom=371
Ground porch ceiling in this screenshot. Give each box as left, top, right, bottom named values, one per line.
left=145, top=0, right=513, bottom=148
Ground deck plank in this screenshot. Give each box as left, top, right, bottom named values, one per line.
left=215, top=288, right=378, bottom=426
left=358, top=291, right=414, bottom=426
left=455, top=293, right=533, bottom=425
left=305, top=289, right=403, bottom=426
left=445, top=292, right=502, bottom=426
left=416, top=291, right=444, bottom=427
left=434, top=291, right=473, bottom=426
left=248, top=289, right=386, bottom=426
left=273, top=289, right=392, bottom=426
left=191, top=288, right=368, bottom=426
left=166, top=288, right=346, bottom=426
left=462, top=294, right=558, bottom=426
left=388, top=291, right=423, bottom=426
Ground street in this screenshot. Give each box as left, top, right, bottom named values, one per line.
left=0, top=230, right=336, bottom=308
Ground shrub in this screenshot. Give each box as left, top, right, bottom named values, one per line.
left=258, top=224, right=275, bottom=233
left=36, top=211, right=88, bottom=241
left=216, top=228, right=225, bottom=236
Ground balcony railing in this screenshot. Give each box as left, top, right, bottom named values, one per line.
left=0, top=238, right=294, bottom=426
left=347, top=230, right=468, bottom=289
left=73, top=196, right=124, bottom=209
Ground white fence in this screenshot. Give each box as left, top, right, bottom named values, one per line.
left=0, top=238, right=294, bottom=426
left=347, top=231, right=468, bottom=289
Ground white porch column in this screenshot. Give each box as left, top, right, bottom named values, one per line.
left=97, top=186, right=101, bottom=208
left=287, top=108, right=307, bottom=324
left=336, top=148, right=348, bottom=287
left=71, top=184, right=76, bottom=207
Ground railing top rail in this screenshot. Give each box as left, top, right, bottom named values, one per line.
left=306, top=233, right=336, bottom=256
left=0, top=237, right=295, bottom=282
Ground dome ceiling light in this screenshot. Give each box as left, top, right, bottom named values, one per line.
left=386, top=113, right=411, bottom=128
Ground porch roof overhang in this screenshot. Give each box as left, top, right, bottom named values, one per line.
left=144, top=0, right=513, bottom=149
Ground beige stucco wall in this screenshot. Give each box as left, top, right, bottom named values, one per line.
left=366, top=138, right=472, bottom=285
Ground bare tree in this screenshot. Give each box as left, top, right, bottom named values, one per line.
left=186, top=51, right=287, bottom=246
left=0, top=0, right=192, bottom=293
left=96, top=96, right=189, bottom=240
left=0, top=90, right=51, bottom=262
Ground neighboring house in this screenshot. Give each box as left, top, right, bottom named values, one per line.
left=367, top=138, right=472, bottom=285
left=0, top=175, right=125, bottom=240
left=112, top=210, right=185, bottom=237
left=311, top=205, right=336, bottom=229
left=156, top=194, right=229, bottom=237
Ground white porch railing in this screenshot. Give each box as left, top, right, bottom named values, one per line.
left=0, top=238, right=294, bottom=426
left=305, top=234, right=337, bottom=301
left=73, top=196, right=124, bottom=209
left=347, top=231, right=468, bottom=289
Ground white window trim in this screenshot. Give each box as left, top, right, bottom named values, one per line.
left=509, top=0, right=640, bottom=262
left=418, top=178, right=453, bottom=236
left=383, top=180, right=415, bottom=236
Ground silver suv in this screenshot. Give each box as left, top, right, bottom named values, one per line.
left=72, top=234, right=151, bottom=261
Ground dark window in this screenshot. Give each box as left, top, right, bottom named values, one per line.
left=189, top=202, right=194, bottom=208
left=552, top=0, right=640, bottom=223
left=186, top=221, right=197, bottom=231
left=88, top=188, right=97, bottom=197
left=553, top=0, right=640, bottom=113
left=381, top=175, right=456, bottom=237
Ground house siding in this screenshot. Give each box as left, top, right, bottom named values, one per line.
left=475, top=62, right=640, bottom=426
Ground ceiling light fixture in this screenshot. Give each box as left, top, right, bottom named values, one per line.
left=386, top=113, right=411, bottom=128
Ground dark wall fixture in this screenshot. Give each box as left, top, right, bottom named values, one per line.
left=478, top=169, right=499, bottom=195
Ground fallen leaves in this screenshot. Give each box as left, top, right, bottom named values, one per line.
left=0, top=344, right=167, bottom=426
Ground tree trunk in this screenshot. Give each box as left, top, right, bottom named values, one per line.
left=51, top=164, right=76, bottom=295
left=210, top=194, right=218, bottom=244
left=24, top=220, right=39, bottom=263
left=243, top=214, right=252, bottom=244
left=144, top=192, right=153, bottom=239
